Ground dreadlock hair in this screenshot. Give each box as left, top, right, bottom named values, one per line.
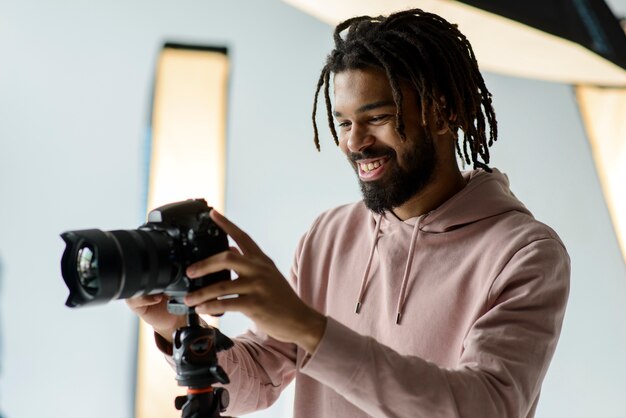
left=312, top=8, right=498, bottom=171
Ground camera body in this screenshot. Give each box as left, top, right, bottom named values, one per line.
left=61, top=199, right=230, bottom=314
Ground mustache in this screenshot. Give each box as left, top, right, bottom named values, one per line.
left=348, top=149, right=396, bottom=163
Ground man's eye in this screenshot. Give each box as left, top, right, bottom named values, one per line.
left=370, top=115, right=389, bottom=123
left=337, top=121, right=351, bottom=128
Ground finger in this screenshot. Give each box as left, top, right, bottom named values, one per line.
left=210, top=210, right=263, bottom=256
left=194, top=294, right=251, bottom=316
left=184, top=275, right=260, bottom=306
left=126, top=294, right=163, bottom=309
left=186, top=250, right=258, bottom=278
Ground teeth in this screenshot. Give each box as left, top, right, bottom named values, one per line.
left=360, top=160, right=382, bottom=172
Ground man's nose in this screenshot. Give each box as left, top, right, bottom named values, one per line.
left=346, top=124, right=375, bottom=153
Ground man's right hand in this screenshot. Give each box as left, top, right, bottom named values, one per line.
left=126, top=294, right=186, bottom=343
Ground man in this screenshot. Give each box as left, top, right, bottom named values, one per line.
left=128, top=9, right=570, bottom=418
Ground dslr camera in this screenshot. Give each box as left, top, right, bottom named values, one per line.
left=60, top=198, right=230, bottom=314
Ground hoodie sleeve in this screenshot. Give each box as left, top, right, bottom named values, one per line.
left=299, top=237, right=570, bottom=418
left=154, top=325, right=297, bottom=416
left=216, top=329, right=298, bottom=416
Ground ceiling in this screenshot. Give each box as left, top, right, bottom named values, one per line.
left=282, top=0, right=626, bottom=86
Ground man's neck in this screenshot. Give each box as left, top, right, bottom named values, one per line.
left=391, top=168, right=467, bottom=221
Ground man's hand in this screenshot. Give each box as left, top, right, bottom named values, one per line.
left=126, top=294, right=186, bottom=343
left=183, top=210, right=327, bottom=354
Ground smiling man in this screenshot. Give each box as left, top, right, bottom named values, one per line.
left=129, top=8, right=570, bottom=418
left=332, top=68, right=461, bottom=220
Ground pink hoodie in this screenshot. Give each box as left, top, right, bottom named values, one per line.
left=168, top=168, right=570, bottom=417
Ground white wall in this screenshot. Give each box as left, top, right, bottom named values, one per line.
left=485, top=73, right=626, bottom=417
left=0, top=1, right=624, bottom=417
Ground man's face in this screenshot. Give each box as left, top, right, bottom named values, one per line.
left=333, top=68, right=437, bottom=214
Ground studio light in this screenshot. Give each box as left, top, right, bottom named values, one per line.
left=136, top=43, right=229, bottom=418
left=283, top=0, right=626, bottom=86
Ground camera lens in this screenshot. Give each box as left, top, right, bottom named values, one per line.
left=76, top=246, right=99, bottom=295
left=60, top=229, right=177, bottom=307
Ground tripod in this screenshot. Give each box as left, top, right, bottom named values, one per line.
left=171, top=309, right=234, bottom=418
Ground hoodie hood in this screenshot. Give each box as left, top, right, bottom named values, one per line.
left=356, top=168, right=534, bottom=324
left=409, top=168, right=532, bottom=233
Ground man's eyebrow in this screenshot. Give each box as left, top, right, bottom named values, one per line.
left=333, top=100, right=396, bottom=117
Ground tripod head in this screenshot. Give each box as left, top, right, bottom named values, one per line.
left=172, top=310, right=234, bottom=418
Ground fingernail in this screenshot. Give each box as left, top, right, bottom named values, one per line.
left=186, top=266, right=197, bottom=277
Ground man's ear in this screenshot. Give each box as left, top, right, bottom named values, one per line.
left=435, top=95, right=457, bottom=135
left=435, top=118, right=450, bottom=135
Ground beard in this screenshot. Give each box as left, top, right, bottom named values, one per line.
left=350, top=132, right=437, bottom=214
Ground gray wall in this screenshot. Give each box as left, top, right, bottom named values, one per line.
left=0, top=1, right=624, bottom=417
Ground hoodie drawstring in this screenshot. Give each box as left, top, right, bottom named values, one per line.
left=355, top=214, right=383, bottom=314
left=395, top=219, right=420, bottom=324
left=355, top=214, right=422, bottom=325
